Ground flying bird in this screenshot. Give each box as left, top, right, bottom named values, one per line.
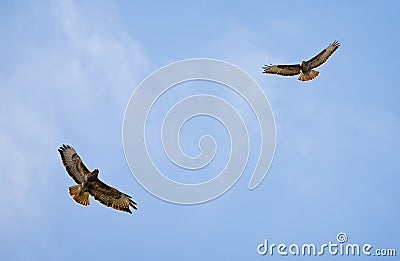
left=263, top=41, right=340, bottom=81
left=58, top=144, right=137, bottom=214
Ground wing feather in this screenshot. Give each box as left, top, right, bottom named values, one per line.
left=88, top=179, right=137, bottom=214
left=307, top=40, right=340, bottom=69
left=262, top=64, right=301, bottom=76
left=58, top=144, right=90, bottom=184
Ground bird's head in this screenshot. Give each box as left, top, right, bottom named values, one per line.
left=300, top=60, right=310, bottom=72
left=87, top=168, right=99, bottom=181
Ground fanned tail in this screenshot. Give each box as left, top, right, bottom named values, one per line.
left=298, top=70, right=319, bottom=81
left=69, top=185, right=90, bottom=206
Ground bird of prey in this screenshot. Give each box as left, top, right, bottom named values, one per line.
left=58, top=144, right=137, bottom=214
left=262, top=41, right=340, bottom=81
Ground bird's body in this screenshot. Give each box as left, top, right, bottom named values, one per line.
left=263, top=41, right=340, bottom=81
left=58, top=144, right=137, bottom=214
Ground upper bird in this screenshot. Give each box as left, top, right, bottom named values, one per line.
left=262, top=41, right=340, bottom=81
left=58, top=144, right=137, bottom=214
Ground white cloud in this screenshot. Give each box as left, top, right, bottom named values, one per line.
left=0, top=0, right=148, bottom=232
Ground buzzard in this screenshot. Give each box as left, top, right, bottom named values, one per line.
left=263, top=41, right=340, bottom=81
left=58, top=144, right=137, bottom=214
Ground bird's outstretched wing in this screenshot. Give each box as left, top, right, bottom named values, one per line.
left=89, top=179, right=137, bottom=214
left=58, top=144, right=90, bottom=184
left=307, top=40, right=340, bottom=69
left=262, top=64, right=301, bottom=76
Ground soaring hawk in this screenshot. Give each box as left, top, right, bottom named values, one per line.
left=58, top=144, right=137, bottom=214
left=263, top=41, right=340, bottom=81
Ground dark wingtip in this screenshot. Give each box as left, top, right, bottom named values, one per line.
left=58, top=144, right=66, bottom=154
left=59, top=144, right=73, bottom=151
left=129, top=198, right=138, bottom=210
left=331, top=40, right=340, bottom=47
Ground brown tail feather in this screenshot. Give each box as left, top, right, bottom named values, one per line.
left=298, top=70, right=319, bottom=81
left=69, top=184, right=80, bottom=197
left=68, top=185, right=90, bottom=206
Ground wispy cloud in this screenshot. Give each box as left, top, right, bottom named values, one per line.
left=0, top=0, right=148, bottom=233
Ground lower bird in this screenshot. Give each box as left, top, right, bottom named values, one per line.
left=58, top=144, right=137, bottom=214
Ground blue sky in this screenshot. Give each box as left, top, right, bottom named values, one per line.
left=0, top=0, right=399, bottom=260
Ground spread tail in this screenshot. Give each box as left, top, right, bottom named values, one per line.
left=69, top=184, right=90, bottom=206
left=298, top=70, right=319, bottom=81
